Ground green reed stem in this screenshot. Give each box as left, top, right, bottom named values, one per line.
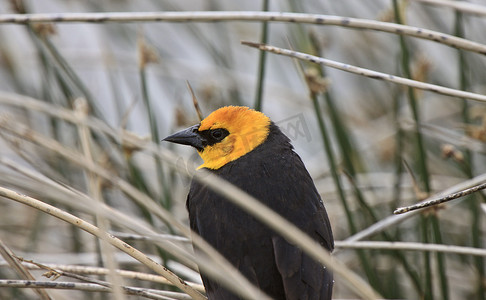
left=140, top=67, right=172, bottom=211
left=455, top=11, right=485, bottom=300
left=311, top=93, right=380, bottom=291
left=254, top=0, right=269, bottom=112
left=392, top=2, right=449, bottom=299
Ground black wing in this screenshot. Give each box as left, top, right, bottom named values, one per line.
left=264, top=150, right=334, bottom=300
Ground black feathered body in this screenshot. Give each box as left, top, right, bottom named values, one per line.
left=187, top=123, right=334, bottom=300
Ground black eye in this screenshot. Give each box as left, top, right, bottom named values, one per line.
left=211, top=129, right=225, bottom=140
left=200, top=128, right=229, bottom=146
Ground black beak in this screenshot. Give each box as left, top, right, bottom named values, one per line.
left=163, top=124, right=205, bottom=151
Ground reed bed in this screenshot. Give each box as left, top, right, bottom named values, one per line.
left=0, top=1, right=485, bottom=299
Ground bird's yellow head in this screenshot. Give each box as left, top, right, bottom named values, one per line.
left=163, top=106, right=271, bottom=170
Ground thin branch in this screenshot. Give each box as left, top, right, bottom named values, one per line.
left=394, top=182, right=486, bottom=214
left=335, top=241, right=486, bottom=257
left=0, top=262, right=205, bottom=292
left=0, top=12, right=484, bottom=54
left=112, top=232, right=191, bottom=244
left=241, top=41, right=486, bottom=103
left=186, top=81, right=204, bottom=121
left=0, top=280, right=185, bottom=300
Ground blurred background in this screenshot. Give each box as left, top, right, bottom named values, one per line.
left=0, top=0, right=486, bottom=299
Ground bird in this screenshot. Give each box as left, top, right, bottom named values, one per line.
left=163, top=106, right=334, bottom=300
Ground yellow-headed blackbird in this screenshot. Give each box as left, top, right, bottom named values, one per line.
left=164, top=106, right=334, bottom=300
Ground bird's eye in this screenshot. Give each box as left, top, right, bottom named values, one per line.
left=201, top=128, right=229, bottom=145
left=211, top=129, right=224, bottom=140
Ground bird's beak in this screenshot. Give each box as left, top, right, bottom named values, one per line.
left=163, top=124, right=205, bottom=151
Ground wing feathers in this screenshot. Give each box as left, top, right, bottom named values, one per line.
left=273, top=236, right=333, bottom=300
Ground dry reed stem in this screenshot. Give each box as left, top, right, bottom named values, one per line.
left=0, top=186, right=206, bottom=300
left=0, top=240, right=52, bottom=300
left=242, top=41, right=486, bottom=103
left=335, top=241, right=486, bottom=256
left=0, top=280, right=184, bottom=300
left=394, top=182, right=486, bottom=214
left=74, top=97, right=126, bottom=300
left=0, top=262, right=205, bottom=291
left=0, top=12, right=484, bottom=54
